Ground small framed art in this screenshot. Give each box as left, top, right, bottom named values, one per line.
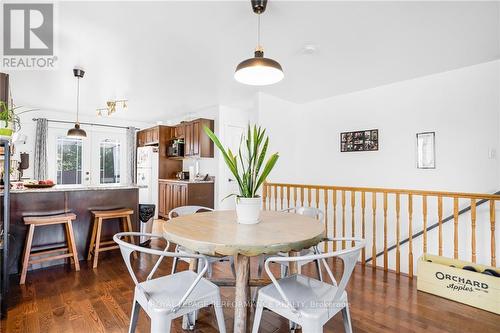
left=417, top=132, right=435, bottom=169
left=341, top=129, right=378, bottom=152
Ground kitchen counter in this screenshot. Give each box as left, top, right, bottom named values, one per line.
left=159, top=178, right=214, bottom=184
left=4, top=184, right=139, bottom=194
left=7, top=186, right=139, bottom=275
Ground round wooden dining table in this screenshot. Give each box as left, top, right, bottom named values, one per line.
left=163, top=210, right=325, bottom=333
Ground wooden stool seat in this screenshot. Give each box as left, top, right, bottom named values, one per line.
left=91, top=208, right=134, bottom=218
left=24, top=213, right=77, bottom=225
left=20, top=213, right=80, bottom=285
left=88, top=208, right=135, bottom=268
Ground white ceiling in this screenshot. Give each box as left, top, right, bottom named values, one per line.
left=7, top=1, right=500, bottom=122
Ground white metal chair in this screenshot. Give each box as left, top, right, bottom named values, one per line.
left=252, top=237, right=365, bottom=333
left=169, top=206, right=236, bottom=278
left=113, top=232, right=226, bottom=333
left=257, top=207, right=325, bottom=280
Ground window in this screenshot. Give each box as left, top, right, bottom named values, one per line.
left=56, top=137, right=83, bottom=185
left=100, top=140, right=121, bottom=184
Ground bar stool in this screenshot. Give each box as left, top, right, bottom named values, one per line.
left=87, top=208, right=135, bottom=268
left=20, top=213, right=79, bottom=285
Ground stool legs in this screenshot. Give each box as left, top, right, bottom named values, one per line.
left=88, top=214, right=135, bottom=268
left=20, top=224, right=35, bottom=285
left=66, top=220, right=80, bottom=271
left=92, top=217, right=103, bottom=269
left=87, top=217, right=98, bottom=260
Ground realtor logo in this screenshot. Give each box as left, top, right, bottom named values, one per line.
left=2, top=3, right=57, bottom=69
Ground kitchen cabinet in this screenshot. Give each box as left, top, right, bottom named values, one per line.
left=158, top=180, right=214, bottom=218
left=137, top=126, right=163, bottom=147
left=175, top=118, right=214, bottom=158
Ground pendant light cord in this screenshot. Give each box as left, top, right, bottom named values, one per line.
left=76, top=77, right=80, bottom=123
left=257, top=13, right=262, bottom=50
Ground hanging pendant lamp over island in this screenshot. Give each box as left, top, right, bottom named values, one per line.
left=67, top=67, right=87, bottom=138
left=234, top=0, right=284, bottom=86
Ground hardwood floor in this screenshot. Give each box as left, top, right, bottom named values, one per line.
left=2, top=239, right=498, bottom=333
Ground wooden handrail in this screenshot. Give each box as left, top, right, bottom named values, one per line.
left=263, top=182, right=500, bottom=200
left=262, top=182, right=499, bottom=275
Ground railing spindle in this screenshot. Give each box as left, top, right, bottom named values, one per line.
left=333, top=190, right=337, bottom=251
left=286, top=186, right=290, bottom=208
left=408, top=194, right=414, bottom=278
left=438, top=196, right=443, bottom=256
left=383, top=192, right=388, bottom=271
left=342, top=190, right=346, bottom=249
left=293, top=187, right=297, bottom=207
left=351, top=191, right=356, bottom=247
left=422, top=195, right=428, bottom=253
left=372, top=192, right=377, bottom=269
left=316, top=188, right=320, bottom=209
left=308, top=188, right=312, bottom=207
left=471, top=198, right=476, bottom=263
left=273, top=185, right=278, bottom=211
left=300, top=187, right=304, bottom=207
left=279, top=186, right=284, bottom=210
left=361, top=191, right=366, bottom=265
left=324, top=189, right=329, bottom=252
left=395, top=193, right=401, bottom=274
left=490, top=200, right=496, bottom=267
left=453, top=197, right=459, bottom=259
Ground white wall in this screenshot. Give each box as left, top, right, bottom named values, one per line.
left=260, top=60, right=500, bottom=193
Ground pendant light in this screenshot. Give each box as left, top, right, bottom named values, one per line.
left=234, top=0, right=284, bottom=86
left=67, top=68, right=87, bottom=138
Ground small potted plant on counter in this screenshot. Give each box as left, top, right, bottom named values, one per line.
left=0, top=100, right=20, bottom=138
left=204, top=125, right=279, bottom=224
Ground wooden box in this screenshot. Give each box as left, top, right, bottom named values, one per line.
left=417, top=254, right=500, bottom=314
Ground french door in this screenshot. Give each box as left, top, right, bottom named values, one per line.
left=47, top=124, right=127, bottom=186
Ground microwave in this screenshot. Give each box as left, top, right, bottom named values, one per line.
left=167, top=139, right=184, bottom=157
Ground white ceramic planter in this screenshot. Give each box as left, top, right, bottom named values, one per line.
left=235, top=197, right=261, bottom=224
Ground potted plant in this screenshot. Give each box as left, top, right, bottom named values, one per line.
left=204, top=125, right=279, bottom=224
left=0, top=100, right=20, bottom=138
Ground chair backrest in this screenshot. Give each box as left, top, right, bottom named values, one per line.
left=281, top=206, right=324, bottom=221
left=168, top=206, right=214, bottom=220
left=264, top=237, right=365, bottom=314
left=113, top=232, right=208, bottom=313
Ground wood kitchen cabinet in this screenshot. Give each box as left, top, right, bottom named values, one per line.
left=158, top=180, right=214, bottom=218
left=174, top=118, right=214, bottom=158
left=137, top=126, right=169, bottom=147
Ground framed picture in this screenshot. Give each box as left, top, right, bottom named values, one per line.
left=417, top=132, right=435, bottom=169
left=341, top=129, right=378, bottom=152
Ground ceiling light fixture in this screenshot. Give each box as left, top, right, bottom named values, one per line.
left=96, top=99, right=128, bottom=117
left=67, top=68, right=87, bottom=138
left=234, top=0, right=284, bottom=86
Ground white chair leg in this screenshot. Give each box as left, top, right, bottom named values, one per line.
left=151, top=315, right=171, bottom=333
left=342, top=304, right=353, bottom=333
left=257, top=255, right=265, bottom=278
left=171, top=256, right=178, bottom=275
left=182, top=311, right=196, bottom=330
left=229, top=256, right=237, bottom=278
left=280, top=263, right=288, bottom=278
left=207, top=262, right=213, bottom=278
left=128, top=299, right=140, bottom=333
left=315, top=259, right=323, bottom=281
left=251, top=301, right=264, bottom=333
left=213, top=296, right=226, bottom=333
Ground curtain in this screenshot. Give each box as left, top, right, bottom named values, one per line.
left=126, top=127, right=137, bottom=184
left=33, top=118, right=48, bottom=180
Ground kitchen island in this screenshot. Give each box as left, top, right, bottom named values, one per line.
left=5, top=185, right=139, bottom=274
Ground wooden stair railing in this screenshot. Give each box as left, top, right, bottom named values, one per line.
left=365, top=190, right=500, bottom=265
left=263, top=182, right=500, bottom=277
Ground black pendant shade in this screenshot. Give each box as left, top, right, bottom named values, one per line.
left=67, top=123, right=87, bottom=138
left=67, top=68, right=87, bottom=138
